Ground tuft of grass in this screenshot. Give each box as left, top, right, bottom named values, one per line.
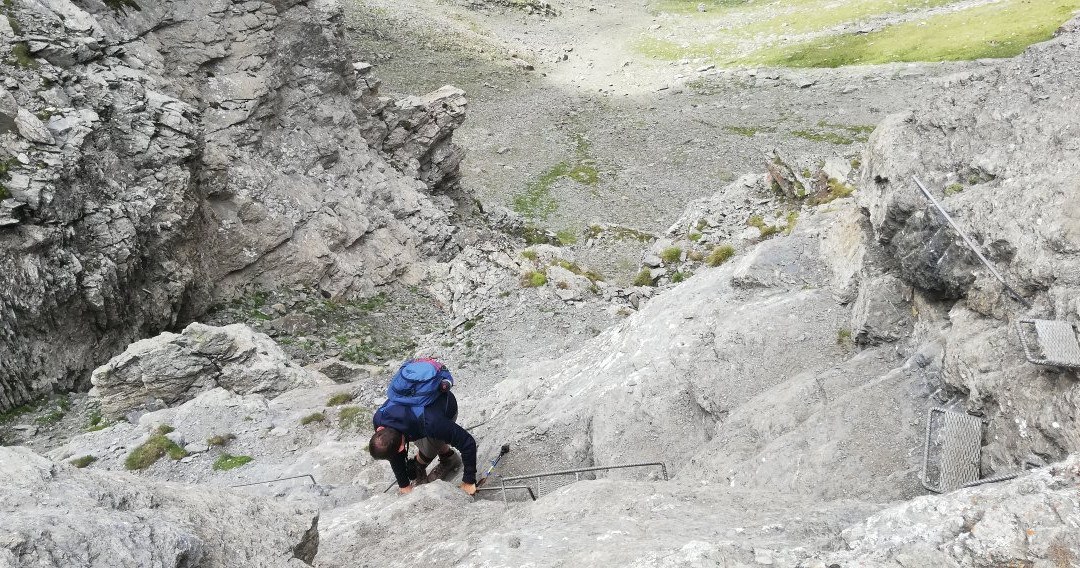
left=850, top=158, right=862, bottom=170
left=85, top=408, right=112, bottom=432
left=521, top=250, right=538, bottom=262
left=206, top=433, right=236, bottom=447
left=212, top=453, right=253, bottom=471
left=326, top=392, right=355, bottom=406
left=837, top=328, right=853, bottom=346
left=632, top=269, right=655, bottom=287
left=945, top=183, right=964, bottom=196
left=725, top=125, right=776, bottom=138
left=811, top=178, right=855, bottom=205
left=300, top=412, right=326, bottom=426
left=156, top=424, right=175, bottom=435
left=520, top=270, right=547, bottom=288
left=784, top=212, right=799, bottom=235
left=707, top=245, right=735, bottom=267
left=34, top=409, right=64, bottom=425
left=671, top=271, right=693, bottom=283
left=586, top=224, right=656, bottom=243
left=556, top=229, right=579, bottom=246
left=125, top=431, right=187, bottom=470
left=70, top=455, right=97, bottom=468
left=687, top=250, right=705, bottom=262
left=660, top=247, right=683, bottom=264
left=338, top=406, right=367, bottom=430
left=8, top=41, right=38, bottom=68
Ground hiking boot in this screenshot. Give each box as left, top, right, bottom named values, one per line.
left=411, top=458, right=430, bottom=486
left=425, top=451, right=462, bottom=482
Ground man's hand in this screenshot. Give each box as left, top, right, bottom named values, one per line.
left=399, top=485, right=413, bottom=495
left=460, top=482, right=476, bottom=496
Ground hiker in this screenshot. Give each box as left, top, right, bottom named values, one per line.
left=368, top=358, right=478, bottom=496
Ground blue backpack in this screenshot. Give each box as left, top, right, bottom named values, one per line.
left=385, top=358, right=452, bottom=417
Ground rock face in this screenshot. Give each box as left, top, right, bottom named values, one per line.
left=89, top=323, right=330, bottom=417
left=0, top=0, right=467, bottom=410
left=859, top=17, right=1080, bottom=471
left=0, top=446, right=319, bottom=567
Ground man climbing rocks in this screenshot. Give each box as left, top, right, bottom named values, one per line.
left=368, top=358, right=478, bottom=496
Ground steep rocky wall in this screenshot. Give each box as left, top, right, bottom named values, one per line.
left=859, top=16, right=1080, bottom=469
left=0, top=0, right=467, bottom=410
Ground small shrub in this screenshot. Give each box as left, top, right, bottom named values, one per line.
left=747, top=214, right=766, bottom=229
left=945, top=183, right=964, bottom=196
left=850, top=157, right=862, bottom=170
left=156, top=424, right=175, bottom=435
left=660, top=247, right=682, bottom=264
left=338, top=406, right=366, bottom=430
left=213, top=453, right=254, bottom=471
left=520, top=270, right=547, bottom=288
left=688, top=232, right=702, bottom=242
left=86, top=408, right=111, bottom=432
left=632, top=269, right=655, bottom=287
left=706, top=245, right=735, bottom=267
left=759, top=225, right=780, bottom=238
left=125, top=432, right=187, bottom=470
left=207, top=433, right=236, bottom=447
left=326, top=392, right=354, bottom=406
left=521, top=250, right=538, bottom=261
left=671, top=271, right=692, bottom=283
left=687, top=250, right=705, bottom=262
left=300, top=412, right=326, bottom=426
left=70, top=455, right=97, bottom=468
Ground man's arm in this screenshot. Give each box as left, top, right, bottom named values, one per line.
left=388, top=449, right=411, bottom=489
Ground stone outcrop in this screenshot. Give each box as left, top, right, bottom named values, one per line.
left=0, top=446, right=320, bottom=567
left=89, top=323, right=330, bottom=417
left=0, top=0, right=468, bottom=411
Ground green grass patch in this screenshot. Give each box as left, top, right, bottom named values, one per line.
left=632, top=269, right=656, bottom=287
left=586, top=225, right=656, bottom=243
left=556, top=229, right=579, bottom=246
left=8, top=41, right=38, bottom=68
left=837, top=327, right=853, bottom=346
left=671, top=271, right=693, bottom=283
left=707, top=245, right=735, bottom=267
left=125, top=430, right=187, bottom=470
left=338, top=406, right=368, bottom=430
left=207, top=433, right=236, bottom=447
left=212, top=453, right=253, bottom=471
left=784, top=211, right=799, bottom=235
left=725, top=125, right=777, bottom=138
left=300, top=412, right=326, bottom=426
left=85, top=408, right=112, bottom=432
left=521, top=250, right=539, bottom=261
left=745, top=1, right=1080, bottom=68
left=70, top=455, right=97, bottom=468
left=811, top=178, right=855, bottom=205
left=945, top=183, right=964, bottom=196
left=326, top=392, right=355, bottom=406
left=661, top=246, right=683, bottom=264
left=521, top=270, right=547, bottom=288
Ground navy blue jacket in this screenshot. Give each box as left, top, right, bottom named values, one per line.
left=373, top=391, right=477, bottom=487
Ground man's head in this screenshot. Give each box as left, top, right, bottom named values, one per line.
left=368, top=427, right=403, bottom=460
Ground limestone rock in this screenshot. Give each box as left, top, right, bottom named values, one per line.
left=90, top=323, right=330, bottom=416
left=14, top=108, right=54, bottom=144
left=0, top=86, right=17, bottom=133
left=851, top=275, right=914, bottom=345
left=0, top=446, right=319, bottom=567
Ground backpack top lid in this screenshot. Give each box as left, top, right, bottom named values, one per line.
left=386, top=358, right=446, bottom=410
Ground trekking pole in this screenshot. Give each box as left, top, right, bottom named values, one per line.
left=912, top=176, right=1032, bottom=309
left=475, top=444, right=511, bottom=488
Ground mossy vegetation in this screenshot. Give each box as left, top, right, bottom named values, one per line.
left=945, top=183, right=964, bottom=196
left=706, top=244, right=735, bottom=267
left=300, top=412, right=326, bottom=425
left=556, top=229, right=579, bottom=246
left=125, top=426, right=188, bottom=470
left=520, top=270, right=547, bottom=288
left=586, top=224, right=656, bottom=243
left=212, top=453, right=253, bottom=471
left=338, top=406, right=368, bottom=430
left=643, top=0, right=1078, bottom=68
left=632, top=268, right=656, bottom=287
left=725, top=125, right=776, bottom=138
left=521, top=250, right=539, bottom=262
left=8, top=41, right=38, bottom=68
left=70, top=455, right=97, bottom=468
left=207, top=433, right=236, bottom=447
left=660, top=247, right=683, bottom=264
left=837, top=327, right=853, bottom=347
left=326, top=392, right=355, bottom=406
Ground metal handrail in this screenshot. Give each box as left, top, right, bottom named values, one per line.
left=476, top=485, right=537, bottom=501
left=231, top=474, right=317, bottom=488
left=499, top=461, right=669, bottom=484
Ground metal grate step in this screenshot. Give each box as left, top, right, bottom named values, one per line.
left=922, top=408, right=983, bottom=493
left=1016, top=319, right=1080, bottom=369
